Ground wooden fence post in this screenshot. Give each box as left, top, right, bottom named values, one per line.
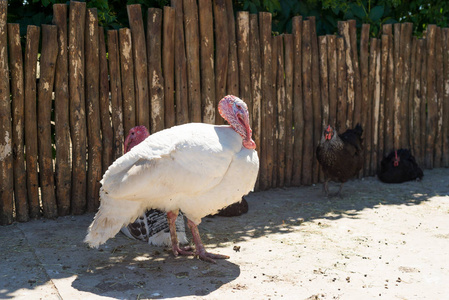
left=214, top=0, right=228, bottom=125
left=275, top=35, right=285, bottom=187
left=442, top=29, right=449, bottom=167
left=85, top=8, right=102, bottom=212
left=271, top=33, right=278, bottom=187
left=426, top=25, right=437, bottom=168
left=53, top=3, right=71, bottom=216
left=336, top=37, right=347, bottom=133
left=24, top=25, right=40, bottom=219
left=236, top=11, right=251, bottom=113
left=198, top=0, right=215, bottom=124
left=183, top=0, right=201, bottom=123
left=400, top=23, right=413, bottom=149
left=338, top=21, right=354, bottom=131
left=147, top=8, right=165, bottom=132
left=99, top=27, right=114, bottom=172
left=434, top=27, right=444, bottom=168
left=371, top=39, right=381, bottom=174
left=37, top=24, right=58, bottom=219
left=8, top=23, right=28, bottom=222
left=411, top=38, right=423, bottom=165
left=349, top=20, right=362, bottom=128
left=360, top=24, right=370, bottom=175
left=119, top=28, right=136, bottom=136
left=225, top=0, right=239, bottom=97
left=420, top=38, right=427, bottom=166
left=379, top=34, right=389, bottom=171
left=383, top=24, right=394, bottom=155
left=162, top=6, right=176, bottom=128
left=0, top=0, right=13, bottom=225
left=127, top=4, right=150, bottom=129
left=69, top=1, right=87, bottom=214
left=408, top=37, right=418, bottom=156
left=284, top=34, right=294, bottom=187
left=291, top=16, right=303, bottom=187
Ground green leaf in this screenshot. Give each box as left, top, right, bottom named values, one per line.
left=369, top=5, right=384, bottom=22
left=350, top=3, right=366, bottom=19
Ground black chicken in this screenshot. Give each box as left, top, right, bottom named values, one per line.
left=378, top=149, right=423, bottom=183
left=316, top=124, right=364, bottom=197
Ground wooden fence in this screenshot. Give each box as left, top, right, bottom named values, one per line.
left=0, top=0, right=448, bottom=224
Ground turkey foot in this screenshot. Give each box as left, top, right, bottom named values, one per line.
left=167, top=211, right=194, bottom=257
left=187, top=219, right=230, bottom=263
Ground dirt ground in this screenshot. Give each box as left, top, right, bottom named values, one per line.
left=1, top=168, right=449, bottom=299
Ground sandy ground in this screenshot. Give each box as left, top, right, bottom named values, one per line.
left=1, top=168, right=449, bottom=300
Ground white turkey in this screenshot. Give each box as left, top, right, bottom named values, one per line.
left=85, top=95, right=259, bottom=262
left=120, top=125, right=188, bottom=247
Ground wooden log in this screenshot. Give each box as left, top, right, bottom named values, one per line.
left=37, top=25, right=58, bottom=219
left=407, top=37, right=417, bottom=153
left=85, top=9, right=102, bottom=212
left=425, top=25, right=437, bottom=168
left=400, top=23, right=413, bottom=149
left=127, top=4, right=149, bottom=129
left=0, top=0, right=13, bottom=225
left=393, top=23, right=403, bottom=150
left=249, top=14, right=262, bottom=189
left=275, top=35, right=285, bottom=187
left=336, top=37, right=347, bottom=133
left=371, top=39, right=381, bottom=175
left=412, top=39, right=423, bottom=165
left=107, top=30, right=124, bottom=159
left=292, top=16, right=303, bottom=186
left=309, top=16, right=321, bottom=183
left=237, top=12, right=251, bottom=113
left=69, top=1, right=87, bottom=214
left=301, top=19, right=313, bottom=186
left=147, top=8, right=165, bottom=132
left=318, top=35, right=328, bottom=182
left=420, top=38, right=428, bottom=165
left=99, top=27, right=114, bottom=172
left=225, top=0, right=239, bottom=96
left=442, top=29, right=449, bottom=167
left=259, top=12, right=273, bottom=189
left=284, top=34, right=294, bottom=187
left=349, top=20, right=362, bottom=127
left=434, top=27, right=444, bottom=168
left=162, top=6, right=176, bottom=128
left=172, top=0, right=189, bottom=125
left=379, top=34, right=389, bottom=171
left=327, top=35, right=337, bottom=129
left=24, top=25, right=40, bottom=219
left=183, top=0, right=201, bottom=123
left=118, top=28, right=136, bottom=135
left=382, top=24, right=395, bottom=154
left=213, top=0, right=228, bottom=125
left=198, top=0, right=215, bottom=124
left=360, top=24, right=370, bottom=175
left=338, top=21, right=354, bottom=130
left=8, top=23, right=28, bottom=222
left=271, top=34, right=278, bottom=188
left=52, top=3, right=71, bottom=216
left=367, top=38, right=377, bottom=175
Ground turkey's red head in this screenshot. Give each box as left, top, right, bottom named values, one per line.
left=324, top=125, right=333, bottom=140
left=218, top=95, right=256, bottom=149
left=124, top=125, right=150, bottom=153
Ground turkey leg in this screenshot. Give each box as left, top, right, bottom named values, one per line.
left=187, top=219, right=230, bottom=263
left=167, top=211, right=194, bottom=256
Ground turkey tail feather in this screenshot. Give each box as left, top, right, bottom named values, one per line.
left=85, top=189, right=143, bottom=248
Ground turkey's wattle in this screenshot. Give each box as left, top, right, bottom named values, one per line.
left=120, top=126, right=188, bottom=246
left=85, top=95, right=259, bottom=263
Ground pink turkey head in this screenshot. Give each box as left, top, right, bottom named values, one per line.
left=324, top=125, right=334, bottom=141
left=124, top=125, right=150, bottom=153
left=218, top=95, right=256, bottom=149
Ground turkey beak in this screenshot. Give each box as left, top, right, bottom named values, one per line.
left=324, top=125, right=332, bottom=140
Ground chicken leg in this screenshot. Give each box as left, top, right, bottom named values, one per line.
left=187, top=219, right=230, bottom=263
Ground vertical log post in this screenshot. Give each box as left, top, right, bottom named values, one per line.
left=198, top=0, right=215, bottom=124
left=236, top=12, right=251, bottom=113
left=434, top=27, right=444, bottom=168
left=336, top=37, right=347, bottom=133
left=37, top=24, right=58, bottom=219
left=291, top=16, right=303, bottom=186
left=271, top=33, right=278, bottom=187
left=275, top=35, right=285, bottom=187
left=53, top=4, right=71, bottom=216
left=147, top=8, right=165, bottom=132
left=8, top=23, right=28, bottom=222
left=360, top=24, right=370, bottom=175
left=225, top=0, right=239, bottom=96
left=107, top=30, right=124, bottom=159
left=24, top=25, right=40, bottom=219
left=349, top=20, right=362, bottom=127
left=0, top=0, right=13, bottom=224
left=412, top=39, right=423, bottom=165
left=420, top=39, right=428, bottom=165
left=301, top=19, right=313, bottom=186
left=393, top=23, right=403, bottom=150
left=338, top=21, right=354, bottom=130
left=213, top=0, right=228, bottom=125
left=127, top=4, right=149, bottom=129
left=371, top=39, right=381, bottom=174
left=426, top=25, right=437, bottom=168
left=183, top=0, right=201, bottom=122
left=284, top=34, right=294, bottom=186
left=249, top=14, right=262, bottom=189
left=318, top=35, right=328, bottom=182
left=99, top=28, right=114, bottom=172
left=400, top=23, right=413, bottom=149
left=118, top=28, right=136, bottom=136
left=69, top=1, right=87, bottom=214
left=379, top=34, right=389, bottom=170
left=85, top=8, right=102, bottom=212
left=383, top=24, right=394, bottom=154
left=162, top=6, right=176, bottom=128
left=442, top=29, right=449, bottom=167
left=327, top=35, right=338, bottom=129
left=172, top=0, right=189, bottom=125
left=408, top=37, right=418, bottom=156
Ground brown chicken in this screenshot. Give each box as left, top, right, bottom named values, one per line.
left=316, top=124, right=364, bottom=197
